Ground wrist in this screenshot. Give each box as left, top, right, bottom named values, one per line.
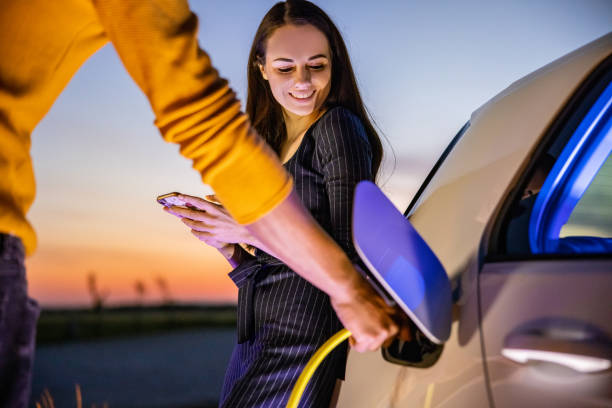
left=244, top=234, right=262, bottom=250
left=217, top=244, right=236, bottom=260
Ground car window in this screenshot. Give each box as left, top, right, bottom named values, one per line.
left=528, top=80, right=612, bottom=254
left=496, top=59, right=612, bottom=257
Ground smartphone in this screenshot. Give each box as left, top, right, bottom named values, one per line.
left=156, top=192, right=188, bottom=208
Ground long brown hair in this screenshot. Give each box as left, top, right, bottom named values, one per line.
left=246, top=0, right=384, bottom=178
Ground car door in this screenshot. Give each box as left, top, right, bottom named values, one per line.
left=477, top=57, right=612, bottom=407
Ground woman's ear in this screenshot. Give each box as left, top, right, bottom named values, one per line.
left=258, top=63, right=268, bottom=81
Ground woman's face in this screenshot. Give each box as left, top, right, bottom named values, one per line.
left=260, top=24, right=332, bottom=118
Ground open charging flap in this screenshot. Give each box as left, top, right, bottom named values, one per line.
left=352, top=181, right=452, bottom=366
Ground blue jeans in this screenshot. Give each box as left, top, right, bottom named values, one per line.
left=0, top=234, right=40, bottom=408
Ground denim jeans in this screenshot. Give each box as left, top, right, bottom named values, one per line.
left=0, top=234, right=40, bottom=408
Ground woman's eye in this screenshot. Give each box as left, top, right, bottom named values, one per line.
left=277, top=67, right=294, bottom=73
left=308, top=65, right=325, bottom=70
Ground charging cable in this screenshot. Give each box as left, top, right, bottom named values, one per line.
left=286, top=328, right=351, bottom=408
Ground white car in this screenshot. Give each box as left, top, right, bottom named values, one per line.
left=338, top=32, right=612, bottom=407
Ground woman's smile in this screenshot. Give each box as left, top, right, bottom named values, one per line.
left=289, top=90, right=316, bottom=101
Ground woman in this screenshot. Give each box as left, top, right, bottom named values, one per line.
left=165, top=1, right=387, bottom=406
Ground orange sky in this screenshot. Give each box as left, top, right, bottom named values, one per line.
left=25, top=192, right=240, bottom=307
left=26, top=240, right=237, bottom=307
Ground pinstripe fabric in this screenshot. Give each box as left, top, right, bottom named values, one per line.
left=220, top=107, right=373, bottom=408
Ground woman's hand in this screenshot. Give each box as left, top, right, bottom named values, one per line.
left=163, top=194, right=259, bottom=248
left=161, top=194, right=258, bottom=267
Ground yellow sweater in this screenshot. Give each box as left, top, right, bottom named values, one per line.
left=0, top=0, right=293, bottom=255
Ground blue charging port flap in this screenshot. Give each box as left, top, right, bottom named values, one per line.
left=352, top=181, right=452, bottom=344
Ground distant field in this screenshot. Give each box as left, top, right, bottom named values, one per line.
left=37, top=304, right=237, bottom=344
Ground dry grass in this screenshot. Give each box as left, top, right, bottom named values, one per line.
left=34, top=384, right=108, bottom=408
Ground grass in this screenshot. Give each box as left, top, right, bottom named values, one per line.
left=33, top=384, right=219, bottom=408
left=36, top=303, right=237, bottom=344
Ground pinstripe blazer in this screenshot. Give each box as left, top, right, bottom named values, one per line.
left=220, top=106, right=373, bottom=408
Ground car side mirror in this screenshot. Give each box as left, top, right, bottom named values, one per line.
left=352, top=181, right=452, bottom=345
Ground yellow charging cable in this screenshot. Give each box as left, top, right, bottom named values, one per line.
left=286, top=328, right=352, bottom=408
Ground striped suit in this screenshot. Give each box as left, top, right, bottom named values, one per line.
left=220, top=107, right=373, bottom=408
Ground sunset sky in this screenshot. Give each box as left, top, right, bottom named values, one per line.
left=25, top=0, right=612, bottom=306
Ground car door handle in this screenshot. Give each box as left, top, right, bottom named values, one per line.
left=502, top=332, right=612, bottom=373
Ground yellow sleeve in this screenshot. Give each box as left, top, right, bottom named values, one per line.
left=92, top=0, right=292, bottom=224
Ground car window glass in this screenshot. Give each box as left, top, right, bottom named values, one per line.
left=560, top=153, right=612, bottom=238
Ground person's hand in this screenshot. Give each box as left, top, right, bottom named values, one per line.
left=329, top=273, right=399, bottom=352
left=163, top=193, right=258, bottom=247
